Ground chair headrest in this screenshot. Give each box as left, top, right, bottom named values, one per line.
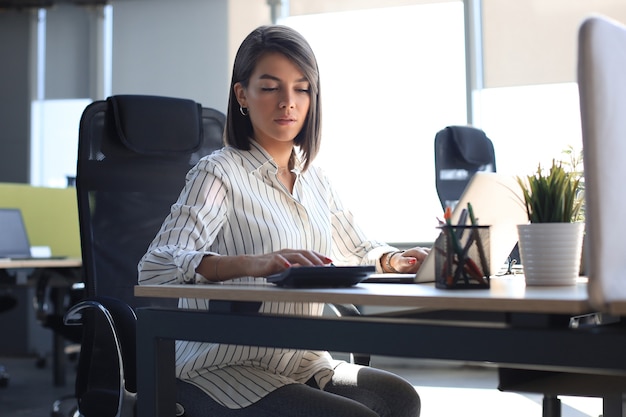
left=444, top=125, right=493, bottom=165
left=108, top=95, right=203, bottom=155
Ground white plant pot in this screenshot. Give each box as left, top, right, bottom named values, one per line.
left=517, top=222, right=585, bottom=286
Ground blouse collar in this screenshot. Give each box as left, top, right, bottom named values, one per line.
left=245, top=139, right=303, bottom=176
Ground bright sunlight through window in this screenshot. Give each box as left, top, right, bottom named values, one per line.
left=282, top=2, right=467, bottom=244
left=282, top=3, right=584, bottom=245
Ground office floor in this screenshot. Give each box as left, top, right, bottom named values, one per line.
left=0, top=354, right=603, bottom=417
left=373, top=358, right=603, bottom=417
left=0, top=355, right=78, bottom=417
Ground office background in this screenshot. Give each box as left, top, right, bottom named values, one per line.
left=1, top=0, right=625, bottom=244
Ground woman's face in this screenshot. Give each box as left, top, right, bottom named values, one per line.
left=235, top=52, right=311, bottom=149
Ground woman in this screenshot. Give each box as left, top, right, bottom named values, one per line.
left=139, top=25, right=426, bottom=417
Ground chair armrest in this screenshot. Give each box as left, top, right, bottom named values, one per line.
left=64, top=296, right=137, bottom=417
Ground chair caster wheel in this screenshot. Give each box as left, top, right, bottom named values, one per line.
left=51, top=395, right=79, bottom=417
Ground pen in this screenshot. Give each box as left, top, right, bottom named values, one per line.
left=444, top=206, right=464, bottom=257
left=467, top=202, right=490, bottom=279
left=443, top=206, right=467, bottom=285
left=456, top=208, right=468, bottom=239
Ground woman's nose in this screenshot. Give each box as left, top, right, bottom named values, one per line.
left=279, top=92, right=295, bottom=109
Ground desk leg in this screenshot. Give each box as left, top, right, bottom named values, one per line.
left=603, top=393, right=625, bottom=417
left=136, top=315, right=176, bottom=417
left=542, top=395, right=561, bottom=417
left=51, top=287, right=66, bottom=386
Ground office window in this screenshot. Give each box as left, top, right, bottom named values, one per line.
left=282, top=2, right=467, bottom=244
left=475, top=1, right=626, bottom=191
left=30, top=99, right=91, bottom=187
left=481, top=0, right=626, bottom=88
left=283, top=1, right=626, bottom=245
left=476, top=83, right=583, bottom=178
left=29, top=5, right=111, bottom=187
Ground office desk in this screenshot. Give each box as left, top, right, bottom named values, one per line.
left=608, top=301, right=626, bottom=316
left=135, top=277, right=626, bottom=417
left=0, top=258, right=82, bottom=277
left=0, top=258, right=82, bottom=386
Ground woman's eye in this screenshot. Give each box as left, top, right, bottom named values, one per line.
left=297, top=88, right=310, bottom=94
left=261, top=87, right=278, bottom=92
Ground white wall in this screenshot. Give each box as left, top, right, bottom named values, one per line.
left=0, top=11, right=32, bottom=183
left=110, top=0, right=231, bottom=112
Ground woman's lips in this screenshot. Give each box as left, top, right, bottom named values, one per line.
left=275, top=117, right=296, bottom=125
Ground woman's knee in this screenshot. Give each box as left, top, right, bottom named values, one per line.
left=329, top=364, right=420, bottom=417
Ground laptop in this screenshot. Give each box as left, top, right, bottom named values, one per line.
left=366, top=172, right=528, bottom=284
left=0, top=208, right=66, bottom=260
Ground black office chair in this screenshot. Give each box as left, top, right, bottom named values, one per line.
left=64, top=95, right=226, bottom=417
left=434, top=125, right=496, bottom=210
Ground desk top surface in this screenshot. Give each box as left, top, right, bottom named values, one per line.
left=608, top=301, right=626, bottom=315
left=0, top=257, right=82, bottom=269
left=135, top=276, right=591, bottom=314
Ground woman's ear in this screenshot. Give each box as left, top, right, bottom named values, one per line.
left=234, top=83, right=247, bottom=108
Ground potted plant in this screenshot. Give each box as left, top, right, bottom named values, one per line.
left=516, top=159, right=585, bottom=286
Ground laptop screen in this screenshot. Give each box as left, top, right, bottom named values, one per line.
left=366, top=172, right=528, bottom=284
left=414, top=172, right=528, bottom=282
left=0, top=208, right=32, bottom=259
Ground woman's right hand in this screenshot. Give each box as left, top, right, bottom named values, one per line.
left=247, top=249, right=333, bottom=277
left=197, top=249, right=333, bottom=282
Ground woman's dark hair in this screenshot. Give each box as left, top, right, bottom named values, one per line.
left=225, top=25, right=321, bottom=171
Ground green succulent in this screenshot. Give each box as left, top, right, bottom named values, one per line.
left=516, top=159, right=584, bottom=223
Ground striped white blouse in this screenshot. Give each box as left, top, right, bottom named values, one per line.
left=138, top=140, right=395, bottom=409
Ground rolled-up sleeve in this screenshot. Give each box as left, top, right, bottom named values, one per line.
left=322, top=169, right=396, bottom=272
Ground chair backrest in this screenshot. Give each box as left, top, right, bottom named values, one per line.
left=578, top=16, right=626, bottom=309
left=434, top=125, right=496, bottom=210
left=76, top=95, right=225, bottom=309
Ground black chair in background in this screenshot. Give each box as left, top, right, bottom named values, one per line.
left=434, top=125, right=496, bottom=210
left=64, top=95, right=226, bottom=417
left=0, top=291, right=17, bottom=387
left=35, top=268, right=84, bottom=393
left=433, top=125, right=522, bottom=266
left=1, top=252, right=82, bottom=391
left=35, top=273, right=84, bottom=361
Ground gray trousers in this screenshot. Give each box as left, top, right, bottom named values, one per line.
left=176, top=362, right=420, bottom=417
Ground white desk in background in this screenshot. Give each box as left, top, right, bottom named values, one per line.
left=0, top=258, right=82, bottom=278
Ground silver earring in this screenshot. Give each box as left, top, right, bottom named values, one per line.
left=239, top=106, right=248, bottom=116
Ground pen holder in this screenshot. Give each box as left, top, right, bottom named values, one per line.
left=435, top=225, right=491, bottom=289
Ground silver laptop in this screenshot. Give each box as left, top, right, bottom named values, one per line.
left=0, top=208, right=66, bottom=260
left=367, top=172, right=528, bottom=283
left=0, top=208, right=34, bottom=259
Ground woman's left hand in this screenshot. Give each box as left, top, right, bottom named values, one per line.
left=387, top=247, right=430, bottom=273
